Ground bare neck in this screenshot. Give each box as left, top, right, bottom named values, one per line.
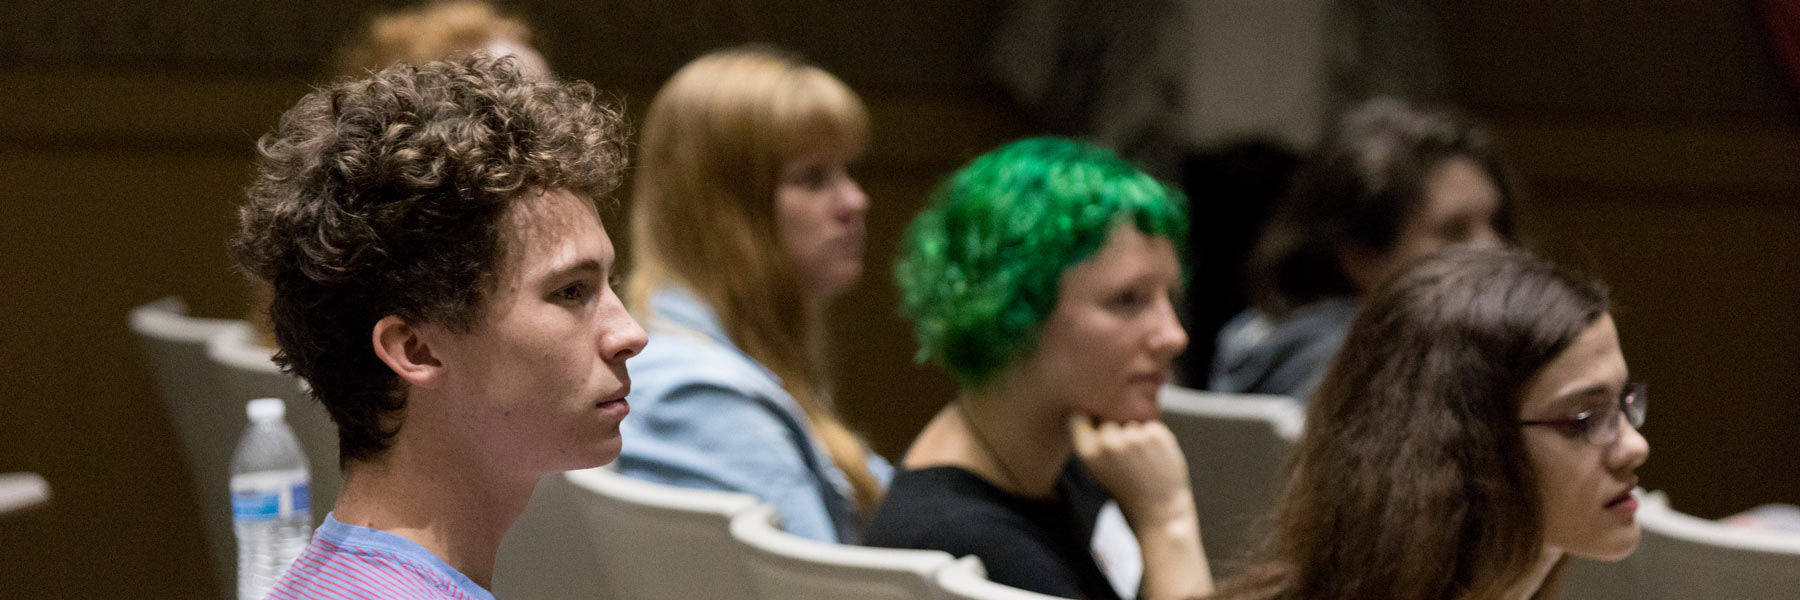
left=1507, top=547, right=1565, bottom=600
left=902, top=382, right=1071, bottom=499
left=330, top=432, right=539, bottom=588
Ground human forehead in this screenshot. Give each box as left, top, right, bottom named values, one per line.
left=496, top=188, right=610, bottom=281
left=1420, top=157, right=1500, bottom=218
left=481, top=38, right=548, bottom=80
left=1520, top=314, right=1627, bottom=414
left=1059, top=223, right=1179, bottom=291
left=782, top=141, right=864, bottom=167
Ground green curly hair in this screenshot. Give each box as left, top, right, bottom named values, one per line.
left=896, top=137, right=1188, bottom=386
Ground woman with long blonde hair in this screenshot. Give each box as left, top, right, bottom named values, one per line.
left=616, top=46, right=888, bottom=543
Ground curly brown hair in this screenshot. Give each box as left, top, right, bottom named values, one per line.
left=229, top=54, right=627, bottom=464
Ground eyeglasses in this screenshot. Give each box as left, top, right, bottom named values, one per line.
left=1519, top=383, right=1647, bottom=446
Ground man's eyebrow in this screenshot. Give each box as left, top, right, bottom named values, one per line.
left=542, top=258, right=602, bottom=282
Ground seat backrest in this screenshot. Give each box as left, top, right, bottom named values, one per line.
left=935, top=555, right=1073, bottom=600
left=1561, top=490, right=1800, bottom=600
left=206, top=321, right=340, bottom=525
left=491, top=472, right=611, bottom=600
left=1157, top=385, right=1303, bottom=577
left=731, top=504, right=956, bottom=600
left=494, top=466, right=763, bottom=600
left=129, top=296, right=249, bottom=600
left=0, top=472, right=51, bottom=516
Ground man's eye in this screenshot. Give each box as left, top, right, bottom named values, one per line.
left=553, top=282, right=590, bottom=303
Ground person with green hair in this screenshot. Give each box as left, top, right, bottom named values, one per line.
left=866, top=137, right=1212, bottom=600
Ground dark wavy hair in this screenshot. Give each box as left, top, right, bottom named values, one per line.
left=895, top=137, right=1187, bottom=385
left=1248, top=97, right=1518, bottom=317
left=1213, top=247, right=1609, bottom=600
left=228, top=54, right=627, bottom=463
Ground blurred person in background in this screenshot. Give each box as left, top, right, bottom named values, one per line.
left=616, top=46, right=890, bottom=544
left=331, top=0, right=548, bottom=79
left=1209, top=246, right=1648, bottom=600
left=248, top=0, right=549, bottom=348
left=1211, top=98, right=1518, bottom=400
left=870, top=137, right=1212, bottom=600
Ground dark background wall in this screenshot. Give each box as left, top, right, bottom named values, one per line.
left=1434, top=0, right=1800, bottom=529
left=0, top=2, right=1794, bottom=597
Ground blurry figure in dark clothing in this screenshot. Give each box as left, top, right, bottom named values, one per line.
left=1211, top=98, right=1520, bottom=399
left=1174, top=139, right=1302, bottom=384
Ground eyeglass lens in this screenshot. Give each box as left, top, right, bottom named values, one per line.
left=1592, top=383, right=1647, bottom=445
left=1622, top=382, right=1646, bottom=429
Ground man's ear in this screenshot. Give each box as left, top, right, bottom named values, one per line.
left=371, top=315, right=444, bottom=389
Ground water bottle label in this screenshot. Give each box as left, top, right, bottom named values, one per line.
left=230, top=469, right=310, bottom=522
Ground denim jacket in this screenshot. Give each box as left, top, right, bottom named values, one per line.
left=616, top=286, right=892, bottom=543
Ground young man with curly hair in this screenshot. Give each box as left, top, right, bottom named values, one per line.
left=230, top=55, right=645, bottom=599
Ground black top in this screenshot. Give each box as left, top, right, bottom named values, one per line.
left=864, top=461, right=1122, bottom=600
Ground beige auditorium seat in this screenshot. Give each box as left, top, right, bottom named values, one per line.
left=205, top=321, right=339, bottom=525
left=731, top=504, right=956, bottom=600
left=0, top=472, right=51, bottom=516
left=129, top=296, right=254, bottom=600
left=494, top=466, right=762, bottom=600
left=935, top=555, right=1073, bottom=600
left=1157, top=385, right=1304, bottom=577
left=1560, top=490, right=1800, bottom=600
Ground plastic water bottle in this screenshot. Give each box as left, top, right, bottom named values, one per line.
left=230, top=398, right=312, bottom=600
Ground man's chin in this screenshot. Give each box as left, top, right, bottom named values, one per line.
left=560, top=438, right=622, bottom=472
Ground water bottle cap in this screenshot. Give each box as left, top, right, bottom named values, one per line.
left=246, top=398, right=286, bottom=422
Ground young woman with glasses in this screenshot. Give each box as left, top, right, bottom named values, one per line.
left=1209, top=246, right=1649, bottom=600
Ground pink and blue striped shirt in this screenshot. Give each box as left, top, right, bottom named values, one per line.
left=266, top=514, right=495, bottom=600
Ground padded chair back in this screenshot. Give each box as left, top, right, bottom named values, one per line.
left=0, top=472, right=51, bottom=516
left=935, top=555, right=1073, bottom=600
left=1560, top=491, right=1800, bottom=600
left=206, top=321, right=340, bottom=525
left=130, top=296, right=252, bottom=599
left=1158, top=385, right=1303, bottom=577
left=492, top=472, right=610, bottom=600
left=731, top=505, right=955, bottom=600
left=495, top=466, right=762, bottom=600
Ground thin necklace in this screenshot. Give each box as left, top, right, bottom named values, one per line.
left=959, top=400, right=1024, bottom=495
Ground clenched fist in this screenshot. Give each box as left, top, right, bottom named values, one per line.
left=1068, top=415, right=1194, bottom=529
